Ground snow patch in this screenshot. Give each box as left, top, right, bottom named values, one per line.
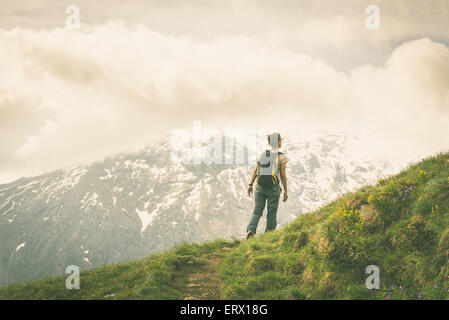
left=99, top=169, right=113, bottom=180
left=80, top=192, right=101, bottom=211
left=15, top=242, right=26, bottom=252
left=1, top=201, right=14, bottom=216
left=135, top=206, right=161, bottom=233
left=16, top=180, right=39, bottom=190
left=35, top=165, right=88, bottom=201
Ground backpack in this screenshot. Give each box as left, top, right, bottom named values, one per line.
left=256, top=150, right=283, bottom=187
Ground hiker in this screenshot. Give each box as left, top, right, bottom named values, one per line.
left=246, top=132, right=288, bottom=239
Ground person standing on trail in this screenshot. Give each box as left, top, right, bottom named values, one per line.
left=246, top=132, right=288, bottom=239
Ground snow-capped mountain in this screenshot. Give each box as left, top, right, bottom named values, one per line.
left=0, top=131, right=402, bottom=286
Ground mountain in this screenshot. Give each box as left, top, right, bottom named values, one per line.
left=1, top=152, right=448, bottom=300
left=0, top=131, right=400, bottom=286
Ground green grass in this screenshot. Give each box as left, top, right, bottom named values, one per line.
left=0, top=240, right=237, bottom=300
left=2, top=152, right=449, bottom=300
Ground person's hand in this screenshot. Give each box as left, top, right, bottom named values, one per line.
left=247, top=186, right=254, bottom=196
left=283, top=191, right=288, bottom=202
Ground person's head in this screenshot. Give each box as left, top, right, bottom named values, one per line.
left=267, top=132, right=282, bottom=149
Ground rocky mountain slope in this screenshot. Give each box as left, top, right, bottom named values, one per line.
left=0, top=131, right=400, bottom=286
left=1, top=152, right=448, bottom=300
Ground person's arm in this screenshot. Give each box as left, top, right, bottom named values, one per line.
left=247, top=163, right=259, bottom=196
left=280, top=162, right=288, bottom=202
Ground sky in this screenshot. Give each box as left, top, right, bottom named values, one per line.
left=0, top=0, right=449, bottom=183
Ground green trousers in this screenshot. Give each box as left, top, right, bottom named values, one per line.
left=246, top=188, right=281, bottom=234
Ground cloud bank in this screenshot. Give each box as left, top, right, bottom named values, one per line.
left=0, top=20, right=448, bottom=182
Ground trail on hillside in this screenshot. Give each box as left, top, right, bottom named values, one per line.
left=181, top=246, right=233, bottom=300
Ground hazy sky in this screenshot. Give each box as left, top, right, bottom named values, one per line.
left=1, top=0, right=449, bottom=183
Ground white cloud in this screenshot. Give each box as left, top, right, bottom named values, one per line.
left=0, top=20, right=448, bottom=182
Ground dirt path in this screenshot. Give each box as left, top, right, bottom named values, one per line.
left=181, top=247, right=233, bottom=300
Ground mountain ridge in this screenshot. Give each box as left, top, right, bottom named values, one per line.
left=0, top=131, right=401, bottom=286
left=1, top=151, right=449, bottom=299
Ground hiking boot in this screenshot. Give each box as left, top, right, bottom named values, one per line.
left=246, top=230, right=255, bottom=240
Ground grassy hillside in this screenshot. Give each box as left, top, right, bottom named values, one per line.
left=1, top=152, right=449, bottom=300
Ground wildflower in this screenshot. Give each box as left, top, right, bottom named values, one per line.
left=432, top=206, right=437, bottom=214
left=418, top=292, right=423, bottom=299
left=434, top=283, right=438, bottom=289
left=385, top=293, right=392, bottom=300
left=401, top=186, right=413, bottom=200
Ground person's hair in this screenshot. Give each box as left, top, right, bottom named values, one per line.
left=267, top=132, right=281, bottom=148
